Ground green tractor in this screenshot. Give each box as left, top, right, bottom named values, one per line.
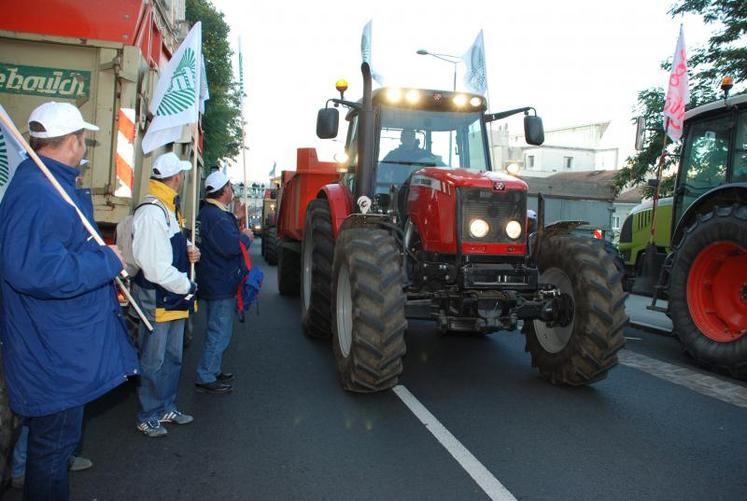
left=619, top=86, right=747, bottom=378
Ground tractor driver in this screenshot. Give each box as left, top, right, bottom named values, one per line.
left=382, top=129, right=428, bottom=164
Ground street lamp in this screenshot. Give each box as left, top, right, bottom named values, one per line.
left=417, top=49, right=461, bottom=165
left=416, top=49, right=459, bottom=91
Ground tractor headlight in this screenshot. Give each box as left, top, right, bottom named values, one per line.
left=469, top=218, right=490, bottom=239
left=386, top=88, right=402, bottom=103
left=453, top=94, right=468, bottom=107
left=505, top=220, right=522, bottom=239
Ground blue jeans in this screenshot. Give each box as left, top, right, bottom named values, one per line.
left=11, top=425, right=28, bottom=478
left=136, top=318, right=185, bottom=423
left=196, top=298, right=236, bottom=384
left=24, top=405, right=84, bottom=501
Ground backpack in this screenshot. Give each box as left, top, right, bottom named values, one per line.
left=115, top=196, right=170, bottom=277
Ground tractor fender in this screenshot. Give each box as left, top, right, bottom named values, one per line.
left=319, top=183, right=353, bottom=239
left=673, top=183, right=747, bottom=245
left=542, top=220, right=589, bottom=238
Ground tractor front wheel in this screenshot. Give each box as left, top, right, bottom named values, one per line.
left=669, top=204, right=747, bottom=379
left=331, top=228, right=407, bottom=392
left=523, top=234, right=628, bottom=385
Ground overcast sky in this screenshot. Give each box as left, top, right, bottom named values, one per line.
left=210, top=0, right=712, bottom=184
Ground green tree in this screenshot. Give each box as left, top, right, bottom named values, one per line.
left=186, top=0, right=243, bottom=168
left=614, top=0, right=746, bottom=196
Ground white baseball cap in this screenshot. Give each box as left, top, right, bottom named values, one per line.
left=28, top=102, right=99, bottom=138
left=152, top=152, right=191, bottom=179
left=205, top=171, right=230, bottom=194
left=527, top=209, right=537, bottom=220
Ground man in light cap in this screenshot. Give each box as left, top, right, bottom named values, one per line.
left=131, top=151, right=200, bottom=437
left=0, top=101, right=138, bottom=499
left=194, top=171, right=253, bottom=394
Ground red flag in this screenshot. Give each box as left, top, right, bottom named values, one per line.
left=662, top=25, right=689, bottom=141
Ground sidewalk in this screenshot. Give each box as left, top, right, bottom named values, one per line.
left=625, top=293, right=673, bottom=334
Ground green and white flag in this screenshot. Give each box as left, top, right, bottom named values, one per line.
left=0, top=104, right=27, bottom=202
left=462, top=30, right=487, bottom=95
left=142, top=21, right=204, bottom=154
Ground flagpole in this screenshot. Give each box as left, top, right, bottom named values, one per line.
left=238, top=37, right=249, bottom=229
left=0, top=111, right=153, bottom=332
left=649, top=118, right=670, bottom=245
left=190, top=125, right=199, bottom=280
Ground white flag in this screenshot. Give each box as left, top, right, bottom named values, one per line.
left=361, top=20, right=384, bottom=85
left=462, top=30, right=488, bottom=95
left=662, top=25, right=689, bottom=141
left=142, top=22, right=203, bottom=154
left=0, top=104, right=27, bottom=203
left=199, top=54, right=210, bottom=114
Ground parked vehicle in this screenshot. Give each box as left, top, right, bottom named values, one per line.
left=619, top=81, right=746, bottom=378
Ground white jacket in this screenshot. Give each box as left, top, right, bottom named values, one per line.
left=132, top=199, right=191, bottom=295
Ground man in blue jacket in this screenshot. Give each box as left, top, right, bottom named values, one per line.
left=0, top=101, right=139, bottom=500
left=195, top=171, right=253, bottom=394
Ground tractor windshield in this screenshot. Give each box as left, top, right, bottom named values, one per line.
left=376, top=107, right=488, bottom=192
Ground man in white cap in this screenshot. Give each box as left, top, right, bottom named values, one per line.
left=131, top=151, right=200, bottom=437
left=194, top=171, right=253, bottom=394
left=0, top=102, right=139, bottom=499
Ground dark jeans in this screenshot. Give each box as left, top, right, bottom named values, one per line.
left=24, top=405, right=84, bottom=501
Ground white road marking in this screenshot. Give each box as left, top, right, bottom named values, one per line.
left=618, top=350, right=747, bottom=410
left=393, top=385, right=517, bottom=501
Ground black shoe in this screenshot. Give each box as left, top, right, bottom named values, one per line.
left=195, top=381, right=233, bottom=394
left=217, top=372, right=234, bottom=383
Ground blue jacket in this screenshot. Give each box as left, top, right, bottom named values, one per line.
left=0, top=156, right=138, bottom=417
left=195, top=200, right=251, bottom=300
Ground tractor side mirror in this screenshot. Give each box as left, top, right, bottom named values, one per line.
left=524, top=115, right=545, bottom=146
left=316, top=108, right=339, bottom=139
left=635, top=116, right=646, bottom=150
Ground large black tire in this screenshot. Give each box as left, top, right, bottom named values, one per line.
left=264, top=227, right=278, bottom=266
left=331, top=228, right=407, bottom=392
left=0, top=352, right=20, bottom=489
left=301, top=200, right=334, bottom=339
left=523, top=234, right=628, bottom=385
left=668, top=204, right=747, bottom=379
left=277, top=241, right=301, bottom=296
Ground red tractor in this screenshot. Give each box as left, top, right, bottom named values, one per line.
left=277, top=64, right=627, bottom=392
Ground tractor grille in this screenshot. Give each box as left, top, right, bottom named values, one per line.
left=460, top=187, right=526, bottom=244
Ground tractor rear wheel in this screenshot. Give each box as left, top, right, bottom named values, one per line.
left=523, top=234, right=627, bottom=385
left=331, top=228, right=407, bottom=392
left=669, top=204, right=747, bottom=379
left=277, top=241, right=300, bottom=296
left=301, top=199, right=334, bottom=339
left=263, top=227, right=278, bottom=266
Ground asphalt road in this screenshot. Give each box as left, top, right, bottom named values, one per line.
left=7, top=240, right=746, bottom=501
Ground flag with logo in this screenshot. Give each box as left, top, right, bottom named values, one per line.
left=662, top=25, right=689, bottom=141
left=361, top=20, right=384, bottom=85
left=142, top=21, right=204, bottom=154
left=462, top=30, right=487, bottom=95
left=0, top=104, right=27, bottom=203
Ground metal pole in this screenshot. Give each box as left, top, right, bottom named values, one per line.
left=448, top=62, right=456, bottom=166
